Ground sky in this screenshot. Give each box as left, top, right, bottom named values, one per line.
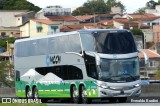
left=27, top=0, right=159, bottom=13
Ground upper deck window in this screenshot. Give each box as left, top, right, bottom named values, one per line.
left=93, top=31, right=137, bottom=54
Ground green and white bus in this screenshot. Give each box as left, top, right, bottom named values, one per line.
left=14, top=29, right=148, bottom=103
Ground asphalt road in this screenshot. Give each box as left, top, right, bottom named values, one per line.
left=47, top=98, right=160, bottom=106
left=47, top=103, right=160, bottom=106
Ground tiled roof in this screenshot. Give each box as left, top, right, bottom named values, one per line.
left=98, top=20, right=114, bottom=28
left=31, top=19, right=59, bottom=25
left=128, top=14, right=160, bottom=21
left=138, top=49, right=160, bottom=58
left=98, top=18, right=149, bottom=29
left=97, top=14, right=121, bottom=17
left=60, top=23, right=95, bottom=32
left=114, top=18, right=149, bottom=28
left=75, top=15, right=96, bottom=21
left=129, top=13, right=156, bottom=18
left=46, top=16, right=79, bottom=22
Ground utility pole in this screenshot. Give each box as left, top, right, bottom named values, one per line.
left=6, top=41, right=11, bottom=80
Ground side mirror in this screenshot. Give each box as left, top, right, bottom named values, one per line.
left=138, top=49, right=149, bottom=65
left=93, top=52, right=101, bottom=65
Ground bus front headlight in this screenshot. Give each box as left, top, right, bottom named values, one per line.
left=99, top=83, right=108, bottom=89
left=134, top=83, right=140, bottom=87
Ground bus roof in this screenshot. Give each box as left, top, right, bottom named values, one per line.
left=15, top=31, right=79, bottom=43
left=15, top=29, right=130, bottom=43
left=77, top=29, right=129, bottom=33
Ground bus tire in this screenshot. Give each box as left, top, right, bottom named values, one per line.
left=81, top=86, right=91, bottom=104
left=26, top=87, right=32, bottom=99
left=71, top=85, right=79, bottom=103
left=117, top=97, right=127, bottom=103
left=32, top=87, right=38, bottom=99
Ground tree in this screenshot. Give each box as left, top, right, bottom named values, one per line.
left=134, top=7, right=147, bottom=14
left=72, top=0, right=125, bottom=15
left=3, top=0, right=41, bottom=12
left=134, top=0, right=160, bottom=13
left=130, top=28, right=143, bottom=35
left=0, top=61, right=14, bottom=87
left=0, top=0, right=8, bottom=9
left=106, top=0, right=125, bottom=13
left=0, top=37, right=15, bottom=50
left=146, top=0, right=157, bottom=9
left=83, top=0, right=108, bottom=14
left=72, top=7, right=93, bottom=16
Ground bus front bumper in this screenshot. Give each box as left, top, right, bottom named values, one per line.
left=98, top=86, right=141, bottom=97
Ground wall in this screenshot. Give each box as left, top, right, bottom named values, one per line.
left=113, top=21, right=124, bottom=29
left=29, top=20, right=49, bottom=37
left=64, top=21, right=79, bottom=25
left=153, top=25, right=160, bottom=43
left=20, top=23, right=30, bottom=37
left=142, top=29, right=154, bottom=43
left=0, top=11, right=27, bottom=27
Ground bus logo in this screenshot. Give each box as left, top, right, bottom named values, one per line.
left=50, top=55, right=61, bottom=64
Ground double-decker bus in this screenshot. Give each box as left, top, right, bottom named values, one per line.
left=14, top=29, right=148, bottom=103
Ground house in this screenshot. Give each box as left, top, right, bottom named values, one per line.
left=0, top=10, right=35, bottom=38
left=153, top=25, right=160, bottom=44
left=20, top=19, right=60, bottom=38
left=139, top=49, right=160, bottom=79
left=145, top=5, right=160, bottom=16
left=97, top=14, right=121, bottom=20
left=75, top=15, right=99, bottom=23
left=75, top=14, right=121, bottom=23
left=35, top=7, right=79, bottom=25
left=35, top=6, right=72, bottom=19
left=46, top=16, right=79, bottom=25
left=123, top=14, right=160, bottom=27
left=0, top=10, right=35, bottom=27
left=98, top=18, right=149, bottom=29
left=111, top=7, right=122, bottom=14
left=97, top=20, right=114, bottom=29
left=0, top=26, right=20, bottom=38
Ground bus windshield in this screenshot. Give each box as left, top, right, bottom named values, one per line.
left=93, top=31, right=137, bottom=54
left=98, top=57, right=139, bottom=82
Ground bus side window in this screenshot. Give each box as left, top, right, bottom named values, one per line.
left=68, top=66, right=83, bottom=80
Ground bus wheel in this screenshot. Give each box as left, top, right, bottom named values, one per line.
left=117, top=97, right=127, bottom=103
left=71, top=86, right=79, bottom=103
left=81, top=86, right=91, bottom=104
left=32, top=87, right=38, bottom=99
left=26, top=87, right=32, bottom=99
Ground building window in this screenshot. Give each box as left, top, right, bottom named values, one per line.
left=1, top=32, right=6, bottom=36
left=149, top=61, right=156, bottom=67
left=37, top=26, right=43, bottom=32
left=51, top=26, right=58, bottom=33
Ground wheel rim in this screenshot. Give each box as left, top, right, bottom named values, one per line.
left=34, top=90, right=38, bottom=99
left=81, top=86, right=87, bottom=103
left=27, top=89, right=31, bottom=98
left=72, top=86, right=78, bottom=103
